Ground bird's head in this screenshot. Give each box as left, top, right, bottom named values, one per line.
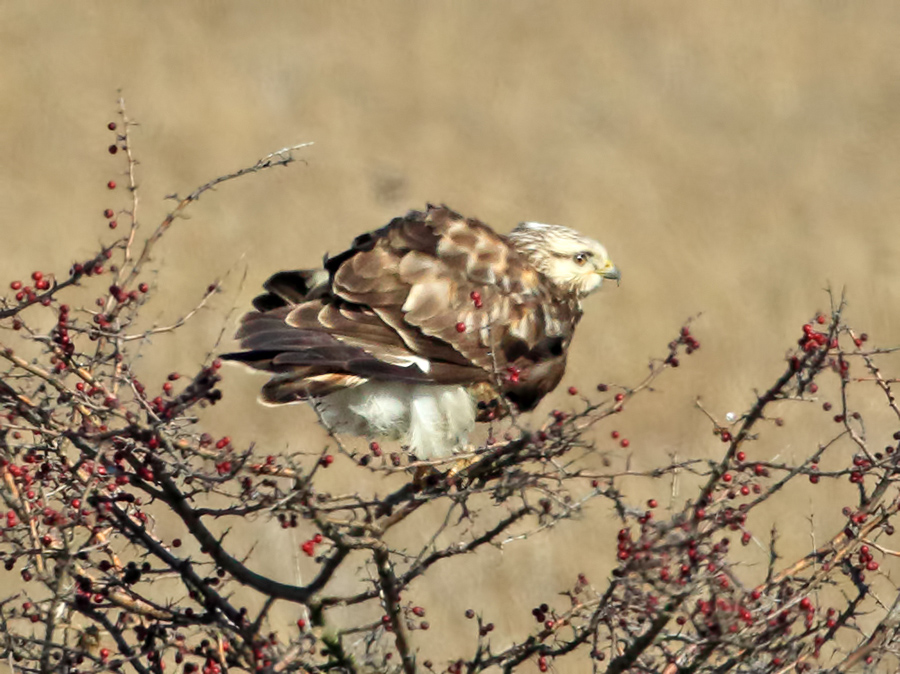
left=508, top=222, right=620, bottom=298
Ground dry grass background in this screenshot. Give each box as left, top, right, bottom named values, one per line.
left=3, top=2, right=900, bottom=671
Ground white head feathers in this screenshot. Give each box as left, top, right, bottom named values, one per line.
left=507, top=222, right=620, bottom=298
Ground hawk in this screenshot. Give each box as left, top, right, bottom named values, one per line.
left=222, top=205, right=619, bottom=460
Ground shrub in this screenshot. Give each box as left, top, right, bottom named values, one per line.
left=1, top=100, right=898, bottom=674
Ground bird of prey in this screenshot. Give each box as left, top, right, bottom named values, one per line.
left=222, top=205, right=619, bottom=461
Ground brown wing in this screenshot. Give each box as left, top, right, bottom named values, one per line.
left=222, top=205, right=581, bottom=410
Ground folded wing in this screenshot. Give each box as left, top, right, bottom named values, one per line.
left=222, top=205, right=580, bottom=410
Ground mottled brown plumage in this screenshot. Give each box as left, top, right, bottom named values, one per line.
left=223, top=205, right=619, bottom=458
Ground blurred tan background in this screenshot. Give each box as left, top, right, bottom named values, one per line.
left=3, top=2, right=900, bottom=670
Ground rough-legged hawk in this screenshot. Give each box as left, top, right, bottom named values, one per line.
left=222, top=205, right=619, bottom=460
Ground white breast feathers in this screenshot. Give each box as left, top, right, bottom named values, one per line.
left=314, top=382, right=476, bottom=460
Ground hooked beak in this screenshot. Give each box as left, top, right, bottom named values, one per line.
left=600, top=264, right=621, bottom=286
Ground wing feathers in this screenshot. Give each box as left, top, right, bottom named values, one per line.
left=225, top=205, right=582, bottom=411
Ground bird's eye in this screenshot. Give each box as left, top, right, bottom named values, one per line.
left=573, top=252, right=589, bottom=266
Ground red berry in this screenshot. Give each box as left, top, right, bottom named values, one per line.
left=567, top=386, right=578, bottom=395
left=31, top=271, right=43, bottom=282
left=107, top=122, right=117, bottom=131
left=138, top=282, right=149, bottom=293
left=107, top=180, right=116, bottom=189
left=172, top=538, right=182, bottom=548
left=108, top=144, right=118, bottom=154
left=620, top=438, right=630, bottom=448
left=9, top=281, right=21, bottom=290
left=103, top=209, right=115, bottom=219
left=109, top=220, right=118, bottom=230
left=647, top=499, right=658, bottom=508
left=611, top=431, right=620, bottom=439
left=455, top=322, right=466, bottom=333
left=615, top=393, right=624, bottom=402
